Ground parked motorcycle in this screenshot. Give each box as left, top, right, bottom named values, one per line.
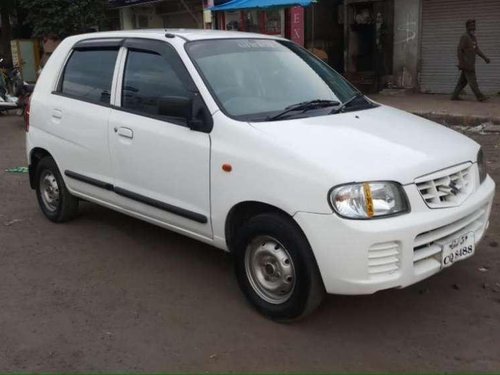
left=0, top=58, right=18, bottom=112
left=0, top=58, right=34, bottom=115
left=9, top=65, right=24, bottom=97
left=16, top=81, right=35, bottom=116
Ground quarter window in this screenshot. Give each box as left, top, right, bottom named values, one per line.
left=60, top=49, right=118, bottom=104
left=121, top=49, right=190, bottom=118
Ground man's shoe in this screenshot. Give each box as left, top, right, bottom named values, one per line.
left=451, top=96, right=463, bottom=101
left=478, top=96, right=489, bottom=102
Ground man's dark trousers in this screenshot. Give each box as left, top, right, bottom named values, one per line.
left=451, top=69, right=485, bottom=100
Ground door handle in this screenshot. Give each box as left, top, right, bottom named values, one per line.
left=52, top=109, right=63, bottom=119
left=116, top=127, right=134, bottom=139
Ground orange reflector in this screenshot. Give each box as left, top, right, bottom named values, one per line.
left=363, top=183, right=374, bottom=218
left=222, top=163, right=232, bottom=172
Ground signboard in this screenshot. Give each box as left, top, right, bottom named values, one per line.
left=10, top=40, right=20, bottom=67
left=290, top=6, right=304, bottom=46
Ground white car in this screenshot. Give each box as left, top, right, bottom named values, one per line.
left=26, top=29, right=495, bottom=321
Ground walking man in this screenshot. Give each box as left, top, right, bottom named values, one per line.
left=451, top=19, right=491, bottom=101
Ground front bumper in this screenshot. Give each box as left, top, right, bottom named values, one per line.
left=294, top=176, right=495, bottom=295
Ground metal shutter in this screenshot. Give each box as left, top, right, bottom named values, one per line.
left=420, top=0, right=500, bottom=94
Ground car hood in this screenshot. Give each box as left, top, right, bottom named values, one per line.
left=249, top=105, right=479, bottom=185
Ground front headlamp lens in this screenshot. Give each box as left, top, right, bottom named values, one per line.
left=330, top=182, right=409, bottom=219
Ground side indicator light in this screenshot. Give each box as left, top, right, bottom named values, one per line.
left=363, top=183, right=374, bottom=218
left=222, top=163, right=232, bottom=172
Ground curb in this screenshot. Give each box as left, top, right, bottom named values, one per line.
left=412, top=111, right=500, bottom=126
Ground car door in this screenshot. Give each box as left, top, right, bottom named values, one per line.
left=108, top=39, right=212, bottom=238
left=47, top=40, right=120, bottom=201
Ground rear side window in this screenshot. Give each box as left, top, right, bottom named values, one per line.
left=121, top=50, right=190, bottom=117
left=60, top=49, right=118, bottom=104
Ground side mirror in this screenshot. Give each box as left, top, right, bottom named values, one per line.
left=158, top=95, right=213, bottom=133
left=158, top=96, right=193, bottom=122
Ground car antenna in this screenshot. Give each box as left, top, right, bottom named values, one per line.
left=165, top=29, right=175, bottom=39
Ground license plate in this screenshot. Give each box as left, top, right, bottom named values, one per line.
left=439, top=232, right=475, bottom=268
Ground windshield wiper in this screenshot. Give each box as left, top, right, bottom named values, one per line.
left=266, top=99, right=340, bottom=121
left=330, top=92, right=367, bottom=114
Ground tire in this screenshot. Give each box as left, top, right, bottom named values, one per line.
left=35, top=157, right=79, bottom=222
left=233, top=213, right=325, bottom=322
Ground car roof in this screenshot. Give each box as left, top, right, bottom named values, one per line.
left=68, top=29, right=285, bottom=43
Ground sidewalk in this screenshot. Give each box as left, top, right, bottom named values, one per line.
left=370, top=93, right=500, bottom=125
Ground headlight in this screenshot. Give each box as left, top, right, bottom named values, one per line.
left=329, top=182, right=409, bottom=219
left=477, top=148, right=487, bottom=184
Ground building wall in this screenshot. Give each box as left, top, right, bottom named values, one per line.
left=119, top=7, right=135, bottom=30
left=392, top=0, right=421, bottom=89
left=118, top=0, right=203, bottom=30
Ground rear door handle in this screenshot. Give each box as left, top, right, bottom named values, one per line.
left=115, top=127, right=134, bottom=139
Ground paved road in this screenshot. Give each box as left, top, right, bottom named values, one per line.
left=1, top=114, right=499, bottom=372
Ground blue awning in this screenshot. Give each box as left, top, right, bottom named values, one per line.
left=210, top=0, right=315, bottom=11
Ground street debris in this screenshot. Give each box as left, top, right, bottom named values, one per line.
left=482, top=282, right=500, bottom=293
left=478, top=266, right=489, bottom=273
left=452, top=283, right=460, bottom=290
left=418, top=288, right=430, bottom=295
left=209, top=354, right=218, bottom=360
left=5, top=166, right=28, bottom=173
left=3, top=218, right=23, bottom=226
left=453, top=123, right=500, bottom=135
left=490, top=241, right=498, bottom=248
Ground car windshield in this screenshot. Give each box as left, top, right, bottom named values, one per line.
left=186, top=38, right=362, bottom=122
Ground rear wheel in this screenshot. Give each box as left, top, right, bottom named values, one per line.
left=234, top=213, right=325, bottom=322
left=35, top=157, right=79, bottom=222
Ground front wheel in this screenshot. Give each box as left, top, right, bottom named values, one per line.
left=234, top=213, right=325, bottom=322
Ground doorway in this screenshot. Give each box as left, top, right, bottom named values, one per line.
left=345, top=0, right=393, bottom=93
left=304, top=0, right=345, bottom=72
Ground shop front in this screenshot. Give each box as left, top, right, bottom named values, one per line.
left=419, top=0, right=500, bottom=95
left=343, top=0, right=394, bottom=92
left=302, top=0, right=394, bottom=93
left=216, top=8, right=285, bottom=36
left=209, top=0, right=314, bottom=46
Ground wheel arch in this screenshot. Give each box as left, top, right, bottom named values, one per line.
left=225, top=201, right=301, bottom=252
left=29, top=147, right=53, bottom=189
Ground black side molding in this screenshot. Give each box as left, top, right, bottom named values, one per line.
left=65, top=170, right=113, bottom=191
left=114, top=187, right=208, bottom=224
left=64, top=170, right=208, bottom=224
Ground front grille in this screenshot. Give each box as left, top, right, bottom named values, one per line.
left=415, top=163, right=473, bottom=208
left=368, top=241, right=400, bottom=277
left=413, top=205, right=488, bottom=275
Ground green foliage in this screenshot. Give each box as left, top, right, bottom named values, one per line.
left=0, top=0, right=18, bottom=12
left=20, top=0, right=107, bottom=38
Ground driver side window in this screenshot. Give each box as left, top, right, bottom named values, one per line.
left=121, top=49, right=190, bottom=118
